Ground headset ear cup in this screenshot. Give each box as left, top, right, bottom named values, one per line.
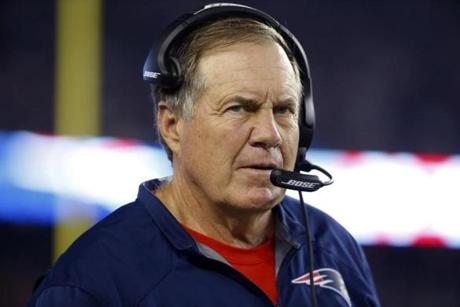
left=158, top=56, right=183, bottom=89
left=297, top=92, right=314, bottom=149
left=168, top=56, right=183, bottom=89
left=304, top=95, right=315, bottom=129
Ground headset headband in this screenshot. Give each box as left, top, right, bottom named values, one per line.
left=143, top=2, right=315, bottom=151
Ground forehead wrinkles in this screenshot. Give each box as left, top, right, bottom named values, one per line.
left=208, top=82, right=302, bottom=111
left=201, top=67, right=302, bottom=104
left=198, top=42, right=302, bottom=97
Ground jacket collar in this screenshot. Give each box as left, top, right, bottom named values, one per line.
left=137, top=179, right=197, bottom=251
left=137, top=179, right=307, bottom=252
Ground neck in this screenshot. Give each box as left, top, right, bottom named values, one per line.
left=154, top=175, right=274, bottom=249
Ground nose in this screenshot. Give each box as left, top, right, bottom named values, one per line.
left=249, top=109, right=282, bottom=150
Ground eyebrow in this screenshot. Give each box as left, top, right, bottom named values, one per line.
left=276, top=97, right=299, bottom=109
left=227, top=95, right=299, bottom=109
left=229, top=96, right=260, bottom=111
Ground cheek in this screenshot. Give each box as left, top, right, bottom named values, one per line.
left=177, top=121, right=201, bottom=164
left=282, top=127, right=300, bottom=166
left=180, top=120, right=235, bottom=167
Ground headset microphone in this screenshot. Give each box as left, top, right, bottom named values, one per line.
left=270, top=159, right=334, bottom=192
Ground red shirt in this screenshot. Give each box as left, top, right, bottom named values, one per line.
left=184, top=226, right=277, bottom=306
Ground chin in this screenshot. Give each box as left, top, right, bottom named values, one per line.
left=234, top=187, right=285, bottom=212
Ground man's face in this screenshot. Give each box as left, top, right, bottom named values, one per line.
left=174, top=41, right=300, bottom=213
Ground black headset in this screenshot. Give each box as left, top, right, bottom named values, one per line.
left=143, top=2, right=315, bottom=157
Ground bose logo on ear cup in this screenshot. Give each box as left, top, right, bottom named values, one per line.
left=144, top=71, right=161, bottom=79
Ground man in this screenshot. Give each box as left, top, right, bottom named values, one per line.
left=29, top=3, right=380, bottom=306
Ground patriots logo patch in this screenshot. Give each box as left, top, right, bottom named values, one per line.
left=292, top=268, right=352, bottom=307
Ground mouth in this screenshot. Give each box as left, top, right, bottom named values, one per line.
left=249, top=166, right=274, bottom=171
left=241, top=162, right=279, bottom=172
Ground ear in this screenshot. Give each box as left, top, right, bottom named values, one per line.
left=156, top=101, right=183, bottom=157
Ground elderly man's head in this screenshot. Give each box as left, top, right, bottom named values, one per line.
left=153, top=17, right=303, bottom=161
left=154, top=16, right=302, bottom=212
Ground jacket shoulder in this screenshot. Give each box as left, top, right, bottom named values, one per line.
left=280, top=196, right=373, bottom=280
left=30, top=200, right=173, bottom=306
left=281, top=196, right=380, bottom=306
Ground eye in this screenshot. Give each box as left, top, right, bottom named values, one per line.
left=274, top=105, right=295, bottom=115
left=226, top=105, right=244, bottom=113
left=274, top=106, right=289, bottom=114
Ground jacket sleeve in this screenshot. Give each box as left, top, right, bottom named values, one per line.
left=357, top=246, right=381, bottom=306
left=29, top=286, right=102, bottom=307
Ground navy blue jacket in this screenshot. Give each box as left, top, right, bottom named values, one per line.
left=28, top=179, right=380, bottom=306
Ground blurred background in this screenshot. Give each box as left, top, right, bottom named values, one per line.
left=1, top=0, right=460, bottom=306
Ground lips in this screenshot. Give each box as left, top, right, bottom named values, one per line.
left=240, top=161, right=280, bottom=171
